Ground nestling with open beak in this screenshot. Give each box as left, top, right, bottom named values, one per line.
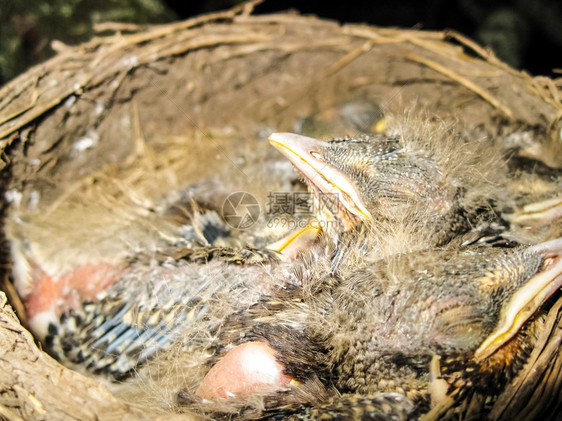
left=268, top=118, right=562, bottom=251
left=267, top=127, right=499, bottom=251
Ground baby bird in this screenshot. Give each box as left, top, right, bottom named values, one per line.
left=167, top=231, right=562, bottom=419
left=44, top=249, right=288, bottom=379
left=268, top=122, right=561, bottom=252
left=9, top=185, right=299, bottom=380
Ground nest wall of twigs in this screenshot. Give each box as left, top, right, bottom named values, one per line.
left=0, top=2, right=561, bottom=419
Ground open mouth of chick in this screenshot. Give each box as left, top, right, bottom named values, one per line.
left=475, top=237, right=562, bottom=361
left=268, top=132, right=372, bottom=233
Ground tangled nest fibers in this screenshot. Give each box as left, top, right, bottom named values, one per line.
left=0, top=1, right=561, bottom=419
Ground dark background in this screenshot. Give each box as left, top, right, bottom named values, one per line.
left=1, top=0, right=561, bottom=85
left=166, top=0, right=562, bottom=76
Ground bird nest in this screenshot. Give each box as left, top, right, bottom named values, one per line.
left=0, top=2, right=561, bottom=419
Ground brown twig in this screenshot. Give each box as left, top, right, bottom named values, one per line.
left=406, top=54, right=514, bottom=119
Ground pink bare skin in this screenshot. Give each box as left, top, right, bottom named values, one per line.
left=196, top=341, right=294, bottom=400
left=24, top=261, right=123, bottom=319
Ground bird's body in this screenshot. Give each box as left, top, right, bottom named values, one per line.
left=45, top=253, right=287, bottom=378
left=114, top=229, right=562, bottom=419
left=6, top=112, right=562, bottom=419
